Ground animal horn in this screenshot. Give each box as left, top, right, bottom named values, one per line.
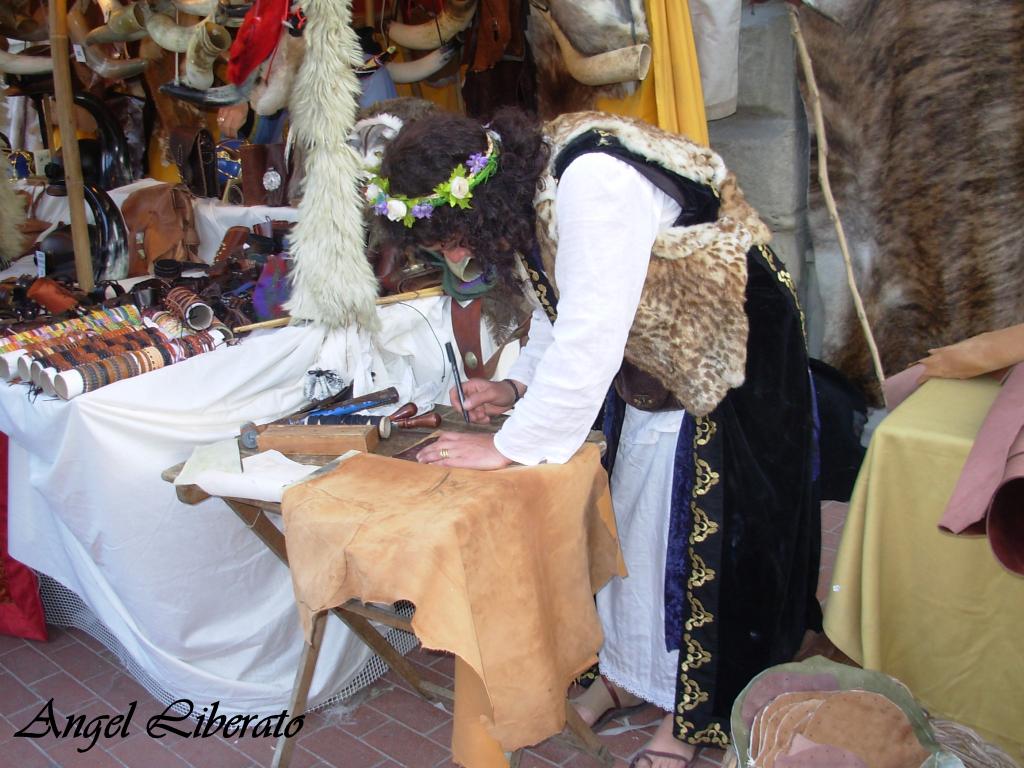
left=0, top=49, right=53, bottom=75
left=183, top=20, right=231, bottom=89
left=386, top=0, right=478, bottom=51
left=171, top=0, right=219, bottom=15
left=138, top=4, right=200, bottom=52
left=160, top=69, right=258, bottom=106
left=86, top=1, right=148, bottom=45
left=384, top=43, right=458, bottom=84
left=536, top=8, right=650, bottom=86
left=68, top=2, right=149, bottom=80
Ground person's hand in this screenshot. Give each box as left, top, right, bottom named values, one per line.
left=416, top=431, right=513, bottom=470
left=216, top=103, right=248, bottom=138
left=451, top=378, right=524, bottom=423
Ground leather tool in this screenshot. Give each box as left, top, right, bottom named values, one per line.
left=393, top=412, right=442, bottom=430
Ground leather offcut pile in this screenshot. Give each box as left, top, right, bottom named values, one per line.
left=731, top=658, right=962, bottom=768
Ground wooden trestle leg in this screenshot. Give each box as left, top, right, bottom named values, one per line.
left=272, top=610, right=326, bottom=768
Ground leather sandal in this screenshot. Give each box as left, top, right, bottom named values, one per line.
left=629, top=747, right=702, bottom=768
left=589, top=675, right=647, bottom=731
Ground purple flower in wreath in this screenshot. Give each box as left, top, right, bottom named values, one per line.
left=467, top=152, right=488, bottom=174
left=411, top=203, right=434, bottom=219
left=374, top=200, right=389, bottom=216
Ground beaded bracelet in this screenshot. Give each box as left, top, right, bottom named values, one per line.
left=79, top=363, right=101, bottom=393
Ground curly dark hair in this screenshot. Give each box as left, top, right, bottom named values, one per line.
left=373, top=107, right=549, bottom=280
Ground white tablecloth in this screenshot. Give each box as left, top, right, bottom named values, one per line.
left=2, top=296, right=516, bottom=715
left=19, top=179, right=298, bottom=265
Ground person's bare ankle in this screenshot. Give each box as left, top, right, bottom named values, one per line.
left=570, top=676, right=644, bottom=727
left=633, top=714, right=698, bottom=767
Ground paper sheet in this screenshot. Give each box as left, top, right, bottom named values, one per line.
left=174, top=438, right=242, bottom=486
left=193, top=450, right=321, bottom=502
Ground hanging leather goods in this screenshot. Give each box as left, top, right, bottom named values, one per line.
left=239, top=142, right=289, bottom=206
left=169, top=127, right=218, bottom=197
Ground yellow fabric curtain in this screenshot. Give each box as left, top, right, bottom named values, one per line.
left=596, top=0, right=709, bottom=146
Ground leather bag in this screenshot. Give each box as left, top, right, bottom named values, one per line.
left=119, top=183, right=200, bottom=277
left=240, top=142, right=288, bottom=207
left=169, top=126, right=218, bottom=197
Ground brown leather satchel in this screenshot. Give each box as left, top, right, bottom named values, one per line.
left=119, top=183, right=200, bottom=277
left=613, top=359, right=683, bottom=412
left=169, top=126, right=217, bottom=197
left=240, top=143, right=289, bottom=207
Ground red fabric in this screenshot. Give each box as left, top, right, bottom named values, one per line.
left=227, top=0, right=289, bottom=85
left=0, top=432, right=47, bottom=641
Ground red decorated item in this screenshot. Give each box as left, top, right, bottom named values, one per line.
left=227, top=0, right=289, bottom=85
left=0, top=432, right=48, bottom=641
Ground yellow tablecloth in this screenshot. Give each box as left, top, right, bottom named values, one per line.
left=824, top=377, right=1024, bottom=760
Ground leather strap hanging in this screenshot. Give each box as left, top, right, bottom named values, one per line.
left=451, top=298, right=487, bottom=378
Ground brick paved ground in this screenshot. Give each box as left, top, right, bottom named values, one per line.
left=0, top=502, right=846, bottom=768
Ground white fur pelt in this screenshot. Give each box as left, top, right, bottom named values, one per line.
left=284, top=0, right=378, bottom=329
left=251, top=29, right=306, bottom=117
left=0, top=93, right=26, bottom=269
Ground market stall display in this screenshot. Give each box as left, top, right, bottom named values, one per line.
left=823, top=376, right=1024, bottom=759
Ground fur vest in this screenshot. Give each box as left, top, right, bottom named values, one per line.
left=530, top=111, right=772, bottom=416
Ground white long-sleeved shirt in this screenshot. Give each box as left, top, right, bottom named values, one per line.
left=493, top=153, right=682, bottom=465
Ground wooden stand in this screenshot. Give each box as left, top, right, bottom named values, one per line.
left=48, top=0, right=94, bottom=292
left=162, top=410, right=613, bottom=768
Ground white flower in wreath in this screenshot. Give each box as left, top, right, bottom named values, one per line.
left=449, top=176, right=470, bottom=200
left=365, top=182, right=383, bottom=202
left=386, top=199, right=408, bottom=222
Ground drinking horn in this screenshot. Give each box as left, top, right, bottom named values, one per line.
left=171, top=0, right=220, bottom=15
left=0, top=50, right=52, bottom=75
left=138, top=4, right=201, bottom=53
left=160, top=70, right=258, bottom=107
left=384, top=43, right=458, bottom=84
left=184, top=20, right=232, bottom=90
left=73, top=92, right=133, bottom=190
left=534, top=7, right=650, bottom=86
left=386, top=0, right=478, bottom=51
left=68, top=2, right=149, bottom=81
left=85, top=1, right=148, bottom=45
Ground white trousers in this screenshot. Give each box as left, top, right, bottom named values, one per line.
left=596, top=405, right=685, bottom=711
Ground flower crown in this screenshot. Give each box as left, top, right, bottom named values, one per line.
left=365, top=130, right=501, bottom=228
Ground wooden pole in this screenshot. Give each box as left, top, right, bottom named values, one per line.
left=788, top=6, right=886, bottom=404
left=49, top=0, right=95, bottom=292
left=231, top=286, right=448, bottom=333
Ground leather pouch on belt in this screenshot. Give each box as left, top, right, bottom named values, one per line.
left=613, top=359, right=682, bottom=412
left=240, top=143, right=288, bottom=207
left=169, top=127, right=217, bottom=197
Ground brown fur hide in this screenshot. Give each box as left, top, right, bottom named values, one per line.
left=526, top=0, right=648, bottom=118
left=536, top=112, right=771, bottom=416
left=800, top=0, right=1024, bottom=400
